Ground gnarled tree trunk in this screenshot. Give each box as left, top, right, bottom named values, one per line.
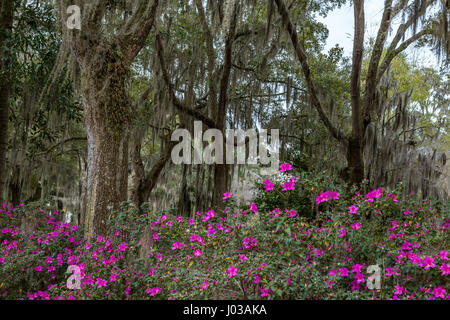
left=81, top=52, right=130, bottom=237
left=0, top=0, right=14, bottom=204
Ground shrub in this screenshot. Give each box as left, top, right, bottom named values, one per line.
left=0, top=164, right=448, bottom=300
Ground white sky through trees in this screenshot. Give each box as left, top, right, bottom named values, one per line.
left=319, top=0, right=440, bottom=68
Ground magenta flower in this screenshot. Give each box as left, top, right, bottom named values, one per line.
left=194, top=249, right=202, bottom=257
left=200, top=278, right=209, bottom=290
left=110, top=273, right=119, bottom=282
left=279, top=163, right=293, bottom=172
left=365, top=188, right=383, bottom=202
left=422, top=256, right=436, bottom=269
left=263, top=179, right=274, bottom=192
left=96, top=278, right=107, bottom=288
left=339, top=268, right=349, bottom=277
left=351, top=222, right=362, bottom=230
left=223, top=192, right=234, bottom=200
left=315, top=190, right=340, bottom=204
left=171, top=242, right=185, bottom=250
left=338, top=226, right=347, bottom=238
left=226, top=265, right=238, bottom=277
left=146, top=287, right=161, bottom=296
left=352, top=264, right=363, bottom=273
left=354, top=273, right=364, bottom=284
left=394, top=285, right=405, bottom=295
left=348, top=205, right=359, bottom=214
left=243, top=236, right=257, bottom=249
left=440, top=263, right=450, bottom=276
left=239, top=254, right=248, bottom=262
left=202, top=210, right=215, bottom=222
left=282, top=177, right=297, bottom=191
left=260, top=286, right=272, bottom=297
left=118, top=242, right=128, bottom=252
left=433, top=286, right=446, bottom=298
left=250, top=203, right=258, bottom=213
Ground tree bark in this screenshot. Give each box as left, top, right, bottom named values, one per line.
left=58, top=0, right=160, bottom=236
left=81, top=54, right=130, bottom=236
left=118, top=131, right=129, bottom=203
left=348, top=0, right=365, bottom=184
left=0, top=0, right=14, bottom=204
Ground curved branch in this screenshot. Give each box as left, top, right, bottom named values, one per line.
left=155, top=32, right=217, bottom=128
left=273, top=0, right=348, bottom=146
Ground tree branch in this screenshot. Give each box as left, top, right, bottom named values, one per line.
left=119, top=0, right=160, bottom=63
left=155, top=31, right=217, bottom=128
left=273, top=0, right=348, bottom=146
left=351, top=0, right=365, bottom=142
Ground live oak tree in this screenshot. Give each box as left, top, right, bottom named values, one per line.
left=273, top=0, right=448, bottom=184
left=57, top=0, right=159, bottom=236
left=0, top=0, right=14, bottom=204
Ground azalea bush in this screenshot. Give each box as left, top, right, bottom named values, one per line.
left=0, top=164, right=449, bottom=300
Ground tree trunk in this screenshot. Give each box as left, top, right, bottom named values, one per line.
left=82, top=57, right=130, bottom=237
left=348, top=0, right=365, bottom=185
left=0, top=0, right=14, bottom=204
left=213, top=164, right=228, bottom=214
left=9, top=165, right=22, bottom=206
left=347, top=137, right=364, bottom=185
left=0, top=79, right=9, bottom=204
left=118, top=131, right=129, bottom=203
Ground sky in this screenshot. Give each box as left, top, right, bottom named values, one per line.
left=318, top=0, right=439, bottom=68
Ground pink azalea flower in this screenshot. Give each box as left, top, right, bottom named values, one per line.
left=316, top=190, right=340, bottom=204
left=146, top=287, right=161, bottom=296
left=260, top=287, right=272, bottom=297
left=394, top=285, right=405, bottom=295
left=96, top=278, right=107, bottom=288
left=354, top=273, right=364, bottom=284
left=348, top=205, right=359, bottom=214
left=282, top=177, right=297, bottom=191
left=351, top=222, right=362, bottom=230
left=110, top=273, right=119, bottom=282
left=352, top=264, right=363, bottom=273
left=338, top=226, right=347, bottom=238
left=194, top=249, right=202, bottom=257
left=226, top=265, right=238, bottom=277
left=339, top=268, right=349, bottom=277
left=433, top=286, right=446, bottom=299
left=202, top=210, right=215, bottom=222
left=223, top=192, right=234, bottom=200
left=279, top=163, right=293, bottom=172
left=118, top=242, right=127, bottom=252
left=239, top=254, right=248, bottom=262
left=250, top=203, right=258, bottom=213
left=200, top=278, right=209, bottom=290
left=440, top=263, right=450, bottom=276
left=422, top=256, right=436, bottom=269
left=263, top=179, right=274, bottom=192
